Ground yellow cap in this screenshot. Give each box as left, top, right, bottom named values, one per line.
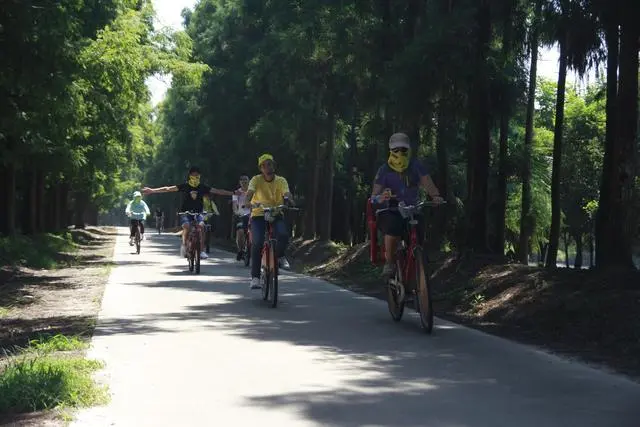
left=258, top=153, right=274, bottom=167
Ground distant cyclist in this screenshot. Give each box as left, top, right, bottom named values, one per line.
left=245, top=154, right=294, bottom=289
left=142, top=166, right=234, bottom=259
left=232, top=174, right=251, bottom=261
left=125, top=191, right=150, bottom=246
left=154, top=207, right=164, bottom=232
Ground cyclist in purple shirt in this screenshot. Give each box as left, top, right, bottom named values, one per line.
left=371, top=133, right=444, bottom=277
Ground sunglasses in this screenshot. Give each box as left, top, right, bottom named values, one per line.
left=391, top=147, right=409, bottom=153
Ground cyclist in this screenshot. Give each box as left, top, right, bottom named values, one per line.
left=232, top=174, right=251, bottom=261
left=245, top=154, right=294, bottom=289
left=154, top=207, right=164, bottom=231
left=142, top=166, right=234, bottom=259
left=125, top=191, right=150, bottom=246
left=371, top=133, right=444, bottom=278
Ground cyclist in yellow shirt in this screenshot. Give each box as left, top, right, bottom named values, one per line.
left=244, top=153, right=294, bottom=289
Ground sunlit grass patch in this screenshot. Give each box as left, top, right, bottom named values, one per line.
left=0, top=356, right=107, bottom=414
left=27, top=334, right=87, bottom=354
left=0, top=232, right=77, bottom=269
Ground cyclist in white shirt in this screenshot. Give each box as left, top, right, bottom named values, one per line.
left=232, top=175, right=251, bottom=261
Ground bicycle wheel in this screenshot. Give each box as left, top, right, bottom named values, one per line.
left=194, top=239, right=201, bottom=274
left=269, top=244, right=278, bottom=308
left=188, top=241, right=194, bottom=272
left=261, top=245, right=270, bottom=301
left=414, top=247, right=434, bottom=333
left=244, top=239, right=251, bottom=267
left=387, top=252, right=405, bottom=321
left=135, top=226, right=141, bottom=254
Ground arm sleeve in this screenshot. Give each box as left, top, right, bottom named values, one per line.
left=373, top=165, right=385, bottom=186
left=125, top=202, right=131, bottom=214
left=143, top=201, right=151, bottom=216
left=280, top=177, right=290, bottom=194
left=247, top=176, right=257, bottom=192
left=176, top=183, right=187, bottom=192
left=414, top=160, right=428, bottom=177
left=202, top=185, right=212, bottom=194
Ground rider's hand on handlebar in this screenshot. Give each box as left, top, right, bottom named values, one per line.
left=430, top=195, right=445, bottom=204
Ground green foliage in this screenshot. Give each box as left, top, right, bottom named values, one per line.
left=0, top=233, right=76, bottom=269
left=0, top=357, right=106, bottom=413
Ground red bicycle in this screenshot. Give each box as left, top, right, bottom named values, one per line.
left=368, top=199, right=445, bottom=333
left=252, top=203, right=298, bottom=308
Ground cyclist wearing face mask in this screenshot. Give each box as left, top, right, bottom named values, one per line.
left=142, top=167, right=234, bottom=259
left=371, top=133, right=444, bottom=278
left=125, top=191, right=150, bottom=245
left=244, top=154, right=294, bottom=289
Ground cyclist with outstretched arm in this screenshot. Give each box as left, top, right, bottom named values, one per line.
left=244, top=154, right=294, bottom=289
left=371, top=133, right=444, bottom=278
left=142, top=166, right=234, bottom=259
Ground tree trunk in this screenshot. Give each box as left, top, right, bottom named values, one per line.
left=545, top=35, right=568, bottom=268
left=518, top=0, right=542, bottom=264
left=596, top=15, right=638, bottom=269
left=563, top=232, right=570, bottom=268
left=303, top=134, right=321, bottom=240
left=36, top=170, right=46, bottom=233
left=318, top=112, right=336, bottom=241
left=466, top=0, right=492, bottom=252
left=23, top=168, right=38, bottom=235
left=589, top=236, right=594, bottom=268
left=493, top=0, right=515, bottom=255
left=595, top=19, right=619, bottom=268
left=574, top=233, right=583, bottom=269
left=0, top=164, right=17, bottom=235
left=345, top=109, right=359, bottom=245
left=74, top=190, right=88, bottom=229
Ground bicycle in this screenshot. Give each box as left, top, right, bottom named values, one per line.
left=251, top=203, right=298, bottom=308
left=372, top=199, right=445, bottom=333
left=156, top=215, right=164, bottom=234
left=129, top=218, right=143, bottom=254
left=178, top=211, right=208, bottom=274
left=236, top=215, right=251, bottom=267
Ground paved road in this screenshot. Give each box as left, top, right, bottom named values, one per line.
left=72, top=228, right=640, bottom=427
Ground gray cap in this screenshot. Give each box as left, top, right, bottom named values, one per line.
left=389, top=132, right=410, bottom=149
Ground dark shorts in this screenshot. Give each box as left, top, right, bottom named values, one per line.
left=180, top=214, right=204, bottom=226
left=377, top=211, right=425, bottom=239
left=235, top=214, right=250, bottom=230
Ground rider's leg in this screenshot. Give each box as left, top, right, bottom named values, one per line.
left=250, top=217, right=265, bottom=278
left=197, top=215, right=208, bottom=258
left=273, top=218, right=289, bottom=258
left=139, top=221, right=145, bottom=238
left=129, top=220, right=136, bottom=237
left=179, top=215, right=189, bottom=257
left=378, top=211, right=403, bottom=276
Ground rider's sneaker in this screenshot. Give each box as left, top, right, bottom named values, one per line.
left=200, top=251, right=208, bottom=259
left=279, top=257, right=291, bottom=270
left=236, top=250, right=243, bottom=261
left=129, top=237, right=134, bottom=246
left=180, top=244, right=186, bottom=258
left=382, top=262, right=395, bottom=279
left=250, top=277, right=261, bottom=290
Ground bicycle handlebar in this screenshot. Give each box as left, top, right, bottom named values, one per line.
left=177, top=211, right=209, bottom=216
left=375, top=200, right=446, bottom=215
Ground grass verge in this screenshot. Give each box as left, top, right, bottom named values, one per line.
left=0, top=232, right=77, bottom=270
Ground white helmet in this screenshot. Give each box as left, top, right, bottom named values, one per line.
left=389, top=132, right=410, bottom=150
left=133, top=191, right=142, bottom=198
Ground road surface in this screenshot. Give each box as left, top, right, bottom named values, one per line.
left=72, top=228, right=640, bottom=426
